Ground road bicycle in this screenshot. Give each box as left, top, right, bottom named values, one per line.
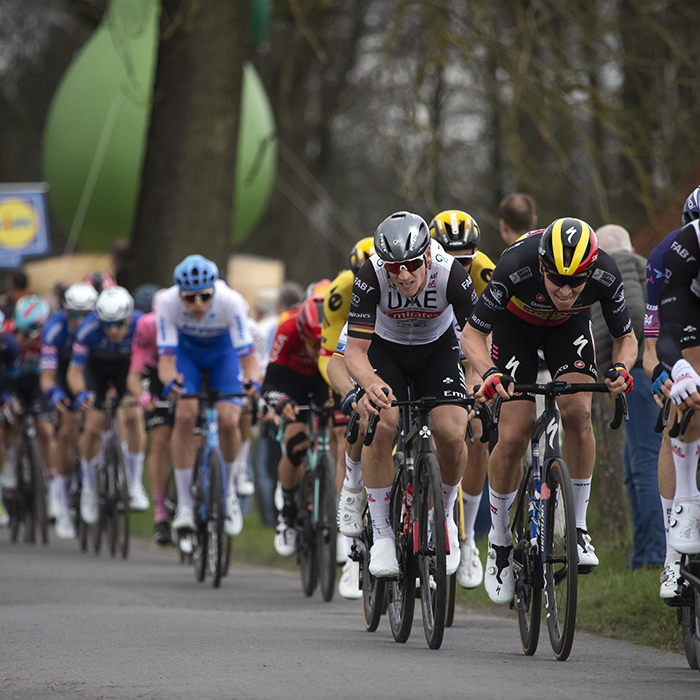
left=282, top=402, right=337, bottom=602
left=91, top=392, right=130, bottom=558
left=3, top=401, right=49, bottom=545
left=655, top=400, right=700, bottom=674
left=185, top=373, right=248, bottom=589
left=491, top=376, right=626, bottom=661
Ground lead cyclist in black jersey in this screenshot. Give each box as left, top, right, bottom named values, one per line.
left=462, top=217, right=637, bottom=604
left=656, top=211, right=700, bottom=555
left=344, top=211, right=478, bottom=579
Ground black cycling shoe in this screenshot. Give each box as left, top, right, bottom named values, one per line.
left=153, top=520, right=171, bottom=546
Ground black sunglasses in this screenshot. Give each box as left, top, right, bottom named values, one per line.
left=544, top=269, right=590, bottom=288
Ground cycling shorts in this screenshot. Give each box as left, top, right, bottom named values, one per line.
left=15, top=374, right=51, bottom=421
left=84, top=355, right=131, bottom=409
left=490, top=312, right=597, bottom=402
left=142, top=366, right=174, bottom=431
left=367, top=329, right=468, bottom=405
left=176, top=334, right=244, bottom=404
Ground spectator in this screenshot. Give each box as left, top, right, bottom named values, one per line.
left=497, top=193, right=538, bottom=248
left=1, top=270, right=30, bottom=319
left=591, top=224, right=665, bottom=569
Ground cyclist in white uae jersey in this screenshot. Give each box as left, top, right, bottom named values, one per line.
left=156, top=255, right=261, bottom=547
left=345, top=211, right=478, bottom=578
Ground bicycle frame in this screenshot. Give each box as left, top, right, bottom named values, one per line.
left=196, top=403, right=228, bottom=523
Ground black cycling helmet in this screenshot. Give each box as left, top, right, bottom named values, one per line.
left=132, top=283, right=160, bottom=313
left=373, top=212, right=430, bottom=263
left=682, top=186, right=700, bottom=226
left=429, top=210, right=480, bottom=251
left=538, top=217, right=599, bottom=276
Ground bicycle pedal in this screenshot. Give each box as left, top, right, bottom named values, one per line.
left=577, top=564, right=594, bottom=575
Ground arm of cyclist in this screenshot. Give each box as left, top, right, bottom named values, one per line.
left=605, top=330, right=638, bottom=395
left=344, top=335, right=393, bottom=413
left=643, top=338, right=672, bottom=408
left=261, top=362, right=299, bottom=423
left=240, top=352, right=262, bottom=395
left=460, top=324, right=512, bottom=401
left=156, top=355, right=183, bottom=400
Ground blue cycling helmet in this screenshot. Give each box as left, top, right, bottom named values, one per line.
left=173, top=255, right=218, bottom=291
left=682, top=186, right=700, bottom=226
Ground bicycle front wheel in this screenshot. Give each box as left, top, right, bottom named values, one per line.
left=28, top=438, right=49, bottom=545
left=317, top=453, right=337, bottom=602
left=543, top=458, right=578, bottom=661
left=415, top=453, right=447, bottom=649
left=445, top=499, right=460, bottom=628
left=513, top=464, right=541, bottom=656
left=361, top=504, right=386, bottom=632
left=207, top=451, right=224, bottom=588
left=298, top=470, right=318, bottom=597
left=387, top=452, right=415, bottom=644
left=115, top=446, right=130, bottom=559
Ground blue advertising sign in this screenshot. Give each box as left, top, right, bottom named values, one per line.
left=0, top=183, right=51, bottom=269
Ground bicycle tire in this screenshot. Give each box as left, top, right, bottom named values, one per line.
left=207, top=450, right=224, bottom=588
left=361, top=504, right=386, bottom=632
left=115, top=446, right=130, bottom=559
left=192, top=448, right=207, bottom=582
left=445, top=499, right=460, bottom=628
left=387, top=452, right=415, bottom=643
left=28, top=437, right=49, bottom=545
left=415, top=453, right=447, bottom=649
left=543, top=458, right=578, bottom=661
left=694, top=586, right=700, bottom=673
left=17, top=445, right=36, bottom=544
left=681, top=599, right=698, bottom=669
left=222, top=534, right=232, bottom=577
left=298, top=470, right=318, bottom=597
left=92, top=462, right=105, bottom=555
left=317, top=452, right=337, bottom=602
left=105, top=446, right=118, bottom=558
left=513, top=464, right=541, bottom=656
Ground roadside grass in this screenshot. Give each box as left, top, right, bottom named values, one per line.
left=128, top=485, right=684, bottom=654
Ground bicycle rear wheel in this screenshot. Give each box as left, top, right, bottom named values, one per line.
left=28, top=438, right=49, bottom=545
left=317, top=453, right=337, bottom=602
left=361, top=504, right=386, bottom=631
left=513, top=464, right=542, bottom=656
left=387, top=452, right=415, bottom=643
left=207, top=451, right=224, bottom=588
left=298, top=470, right=318, bottom=597
left=445, top=499, right=460, bottom=628
left=415, top=453, right=447, bottom=649
left=115, top=446, right=130, bottom=559
left=543, top=458, right=578, bottom=661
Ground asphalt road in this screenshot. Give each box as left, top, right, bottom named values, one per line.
left=1, top=533, right=698, bottom=700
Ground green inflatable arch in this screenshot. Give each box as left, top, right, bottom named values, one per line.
left=43, top=0, right=277, bottom=251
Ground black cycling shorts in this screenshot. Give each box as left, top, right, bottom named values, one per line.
left=15, top=374, right=51, bottom=420
left=490, top=312, right=597, bottom=401
left=84, top=355, right=131, bottom=409
left=141, top=366, right=174, bottom=431
left=367, top=329, right=468, bottom=405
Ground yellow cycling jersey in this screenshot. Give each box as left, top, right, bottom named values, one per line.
left=319, top=268, right=354, bottom=385
left=469, top=250, right=495, bottom=297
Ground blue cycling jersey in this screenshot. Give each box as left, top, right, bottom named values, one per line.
left=70, top=311, right=143, bottom=367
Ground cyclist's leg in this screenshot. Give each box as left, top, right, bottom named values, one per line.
left=78, top=408, right=105, bottom=524
left=148, top=422, right=172, bottom=544
left=659, top=430, right=682, bottom=598
left=53, top=410, right=80, bottom=538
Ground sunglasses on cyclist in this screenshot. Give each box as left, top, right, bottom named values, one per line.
left=180, top=288, right=214, bottom=303
left=544, top=269, right=590, bottom=288
left=453, top=251, right=476, bottom=265
left=102, top=319, right=127, bottom=330
left=18, top=328, right=42, bottom=340
left=383, top=256, right=425, bottom=275
left=67, top=310, right=87, bottom=321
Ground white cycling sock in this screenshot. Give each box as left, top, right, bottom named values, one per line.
left=53, top=474, right=71, bottom=511
left=343, top=454, right=363, bottom=490
left=80, top=455, right=99, bottom=492
left=461, top=490, right=482, bottom=547
left=233, top=440, right=251, bottom=484
left=660, top=496, right=677, bottom=557
left=670, top=436, right=700, bottom=502
left=442, top=483, right=459, bottom=523
left=174, top=468, right=194, bottom=511
left=366, top=486, right=393, bottom=541
left=571, top=477, right=592, bottom=530
left=488, top=488, right=517, bottom=547
left=129, top=452, right=145, bottom=487
left=225, top=461, right=236, bottom=494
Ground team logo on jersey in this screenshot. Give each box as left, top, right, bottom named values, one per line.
left=489, top=280, right=508, bottom=304
left=536, top=293, right=545, bottom=301
left=573, top=335, right=588, bottom=357
left=505, top=355, right=519, bottom=378
left=671, top=240, right=697, bottom=263
left=574, top=360, right=585, bottom=369
left=591, top=269, right=614, bottom=287
left=443, top=376, right=454, bottom=383
left=684, top=325, right=697, bottom=333
left=612, top=283, right=625, bottom=304
left=509, top=266, right=532, bottom=284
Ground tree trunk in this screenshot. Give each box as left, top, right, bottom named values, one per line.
left=125, top=0, right=252, bottom=289
left=592, top=392, right=628, bottom=535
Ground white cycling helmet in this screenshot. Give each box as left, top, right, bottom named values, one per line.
left=95, top=286, right=134, bottom=322
left=64, top=282, right=99, bottom=312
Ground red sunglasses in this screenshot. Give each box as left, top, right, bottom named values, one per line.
left=384, top=257, right=425, bottom=275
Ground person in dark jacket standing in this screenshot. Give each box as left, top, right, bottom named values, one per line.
left=591, top=224, right=665, bottom=569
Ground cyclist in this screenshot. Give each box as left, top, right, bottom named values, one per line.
left=655, top=187, right=700, bottom=557
left=83, top=271, right=116, bottom=294
left=8, top=295, right=54, bottom=487
left=462, top=217, right=637, bottom=604
left=263, top=294, right=329, bottom=557
left=40, top=282, right=98, bottom=539
left=126, top=286, right=174, bottom=546
left=345, top=211, right=478, bottom=578
left=320, top=237, right=375, bottom=599
left=156, top=255, right=261, bottom=548
left=642, top=188, right=700, bottom=598
left=430, top=209, right=495, bottom=589
left=0, top=310, right=21, bottom=525
left=67, top=286, right=144, bottom=526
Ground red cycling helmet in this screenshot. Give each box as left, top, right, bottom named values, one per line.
left=83, top=271, right=117, bottom=294
left=296, top=295, right=324, bottom=342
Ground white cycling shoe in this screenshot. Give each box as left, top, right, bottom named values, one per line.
left=338, top=558, right=362, bottom=599
left=224, top=492, right=244, bottom=536
left=129, top=483, right=150, bottom=512
left=337, top=486, right=363, bottom=537
left=659, top=559, right=682, bottom=600
left=669, top=501, right=700, bottom=554
left=446, top=519, right=461, bottom=576
left=484, top=543, right=514, bottom=604
left=80, top=487, right=99, bottom=526
left=577, top=528, right=599, bottom=568
left=457, top=542, right=483, bottom=589
left=55, top=509, right=76, bottom=540
left=369, top=537, right=399, bottom=578
left=172, top=504, right=195, bottom=532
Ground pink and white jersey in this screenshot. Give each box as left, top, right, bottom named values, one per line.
left=129, top=312, right=158, bottom=373
left=155, top=280, right=254, bottom=357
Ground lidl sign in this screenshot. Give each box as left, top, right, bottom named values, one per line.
left=0, top=184, right=50, bottom=268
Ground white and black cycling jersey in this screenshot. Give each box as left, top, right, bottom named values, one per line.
left=347, top=239, right=477, bottom=345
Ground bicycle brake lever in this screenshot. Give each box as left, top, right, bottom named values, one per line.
left=654, top=398, right=670, bottom=434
